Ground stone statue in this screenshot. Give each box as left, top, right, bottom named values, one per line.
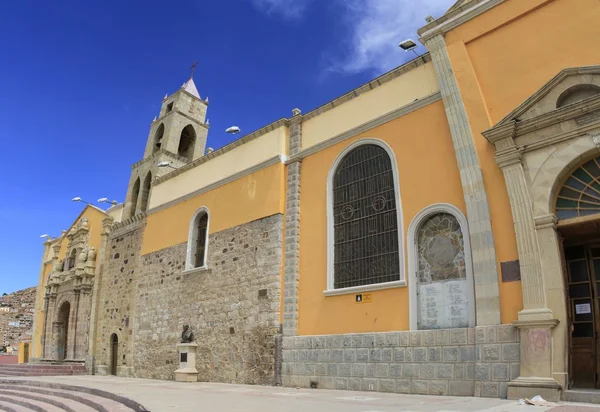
left=181, top=324, right=194, bottom=343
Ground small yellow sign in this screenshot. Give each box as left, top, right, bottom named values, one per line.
left=355, top=293, right=372, bottom=304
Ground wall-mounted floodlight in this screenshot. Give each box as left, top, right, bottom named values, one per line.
left=40, top=234, right=50, bottom=239
left=98, top=197, right=118, bottom=206
left=72, top=197, right=93, bottom=205
left=226, top=126, right=241, bottom=134
left=157, top=161, right=178, bottom=170
left=399, top=39, right=419, bottom=57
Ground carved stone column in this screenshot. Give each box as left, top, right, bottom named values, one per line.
left=70, top=289, right=81, bottom=359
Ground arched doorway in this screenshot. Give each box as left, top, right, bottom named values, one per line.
left=56, top=302, right=70, bottom=361
left=555, top=155, right=600, bottom=388
left=110, top=333, right=118, bottom=376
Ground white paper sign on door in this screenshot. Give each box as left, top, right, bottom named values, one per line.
left=575, top=303, right=591, bottom=314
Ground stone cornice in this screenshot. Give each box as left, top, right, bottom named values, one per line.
left=484, top=95, right=600, bottom=146
left=110, top=212, right=146, bottom=238
left=131, top=148, right=188, bottom=169
left=496, top=148, right=522, bottom=169
left=496, top=65, right=600, bottom=126
left=148, top=155, right=285, bottom=214
left=482, top=121, right=517, bottom=144
left=418, top=0, right=505, bottom=43
left=152, top=109, right=209, bottom=131
left=534, top=214, right=558, bottom=230
left=153, top=119, right=289, bottom=186
left=286, top=92, right=442, bottom=163
left=301, top=54, right=432, bottom=122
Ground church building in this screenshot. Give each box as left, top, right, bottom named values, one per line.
left=29, top=0, right=600, bottom=401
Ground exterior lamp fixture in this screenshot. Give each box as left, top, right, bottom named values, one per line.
left=399, top=39, right=419, bottom=57
left=40, top=234, right=51, bottom=240
left=72, top=197, right=93, bottom=205
left=157, top=161, right=177, bottom=170
left=98, top=197, right=118, bottom=206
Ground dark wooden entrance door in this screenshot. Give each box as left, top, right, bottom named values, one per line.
left=565, top=244, right=600, bottom=388
left=110, top=334, right=118, bottom=376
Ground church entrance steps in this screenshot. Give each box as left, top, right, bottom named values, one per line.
left=0, top=364, right=87, bottom=377
left=0, top=380, right=149, bottom=411
left=564, top=389, right=600, bottom=404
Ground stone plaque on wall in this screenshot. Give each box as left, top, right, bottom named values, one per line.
left=418, top=279, right=468, bottom=329
left=501, top=260, right=521, bottom=282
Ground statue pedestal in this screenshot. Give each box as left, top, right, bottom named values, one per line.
left=174, top=343, right=198, bottom=382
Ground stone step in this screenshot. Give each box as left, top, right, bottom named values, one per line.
left=0, top=385, right=105, bottom=412
left=0, top=400, right=23, bottom=412
left=0, top=394, right=55, bottom=411
left=563, top=389, right=600, bottom=404
left=0, top=388, right=82, bottom=412
left=0, top=381, right=149, bottom=411
left=0, top=365, right=87, bottom=377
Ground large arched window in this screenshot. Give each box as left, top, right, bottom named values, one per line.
left=139, top=172, right=152, bottom=213
left=326, top=139, right=404, bottom=294
left=178, top=125, right=196, bottom=160
left=407, top=204, right=475, bottom=330
left=186, top=207, right=209, bottom=270
left=153, top=123, right=164, bottom=154
left=556, top=156, right=600, bottom=220
left=129, top=177, right=141, bottom=218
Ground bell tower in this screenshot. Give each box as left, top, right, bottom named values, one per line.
left=122, top=70, right=210, bottom=219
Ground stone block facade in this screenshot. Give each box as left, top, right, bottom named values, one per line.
left=133, top=214, right=283, bottom=384
left=94, top=217, right=146, bottom=377
left=282, top=325, right=519, bottom=398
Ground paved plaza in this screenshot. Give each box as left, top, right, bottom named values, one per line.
left=5, top=375, right=600, bottom=412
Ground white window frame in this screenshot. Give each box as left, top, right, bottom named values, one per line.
left=407, top=203, right=476, bottom=330
left=324, top=138, right=406, bottom=296
left=185, top=206, right=210, bottom=272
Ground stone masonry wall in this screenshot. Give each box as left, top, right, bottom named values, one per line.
left=282, top=325, right=519, bottom=398
left=135, top=214, right=283, bottom=384
left=94, top=219, right=146, bottom=376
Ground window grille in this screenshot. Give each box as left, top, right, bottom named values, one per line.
left=333, top=144, right=399, bottom=289
left=556, top=156, right=600, bottom=220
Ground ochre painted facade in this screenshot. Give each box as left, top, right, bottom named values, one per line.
left=30, top=205, right=106, bottom=360
left=29, top=0, right=600, bottom=401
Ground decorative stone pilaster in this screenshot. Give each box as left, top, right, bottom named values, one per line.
left=425, top=33, right=501, bottom=325
left=283, top=108, right=302, bottom=337
left=496, top=149, right=548, bottom=315
left=485, top=130, right=562, bottom=400
left=87, top=216, right=113, bottom=373
left=534, top=214, right=569, bottom=389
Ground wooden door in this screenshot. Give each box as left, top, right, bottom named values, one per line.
left=110, top=334, right=118, bottom=376
left=565, top=244, right=600, bottom=388
left=588, top=244, right=600, bottom=389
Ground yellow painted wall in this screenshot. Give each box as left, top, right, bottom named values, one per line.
left=439, top=0, right=600, bottom=324
left=31, top=206, right=106, bottom=359
left=143, top=163, right=286, bottom=255
left=149, top=126, right=287, bottom=210
left=298, top=101, right=491, bottom=335
left=302, top=62, right=439, bottom=150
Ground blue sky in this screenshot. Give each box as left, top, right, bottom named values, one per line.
left=0, top=0, right=454, bottom=294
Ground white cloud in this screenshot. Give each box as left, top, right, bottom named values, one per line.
left=250, top=0, right=313, bottom=20
left=327, top=0, right=456, bottom=75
